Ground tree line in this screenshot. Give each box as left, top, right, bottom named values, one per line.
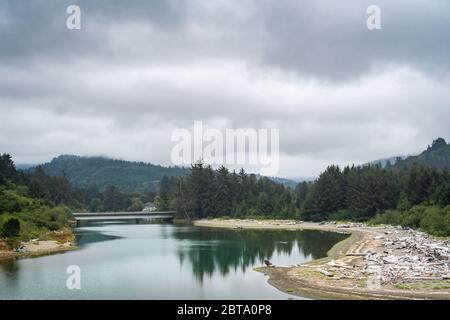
left=156, top=162, right=297, bottom=220
left=158, top=161, right=449, bottom=235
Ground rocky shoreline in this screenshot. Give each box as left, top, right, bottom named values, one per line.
left=194, top=219, right=450, bottom=300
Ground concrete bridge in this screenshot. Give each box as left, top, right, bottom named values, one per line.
left=72, top=211, right=176, bottom=226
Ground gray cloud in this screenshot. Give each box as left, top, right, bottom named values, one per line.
left=0, top=0, right=449, bottom=177
left=2, top=1, right=449, bottom=78
left=259, top=0, right=450, bottom=80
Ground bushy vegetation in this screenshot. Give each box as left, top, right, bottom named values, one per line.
left=0, top=217, right=20, bottom=238
left=0, top=154, right=81, bottom=242
left=370, top=206, right=450, bottom=237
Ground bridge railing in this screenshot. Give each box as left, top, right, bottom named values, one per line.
left=73, top=211, right=176, bottom=217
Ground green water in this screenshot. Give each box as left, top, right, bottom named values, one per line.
left=0, top=222, right=347, bottom=299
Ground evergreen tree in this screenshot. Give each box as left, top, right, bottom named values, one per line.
left=214, top=166, right=233, bottom=216
left=103, top=185, right=129, bottom=211
left=294, top=181, right=309, bottom=208
left=304, top=166, right=344, bottom=220
left=0, top=154, right=18, bottom=185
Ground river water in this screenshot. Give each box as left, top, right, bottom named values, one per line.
left=0, top=222, right=347, bottom=299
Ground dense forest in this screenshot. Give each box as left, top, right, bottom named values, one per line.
left=160, top=139, right=450, bottom=236
left=32, top=155, right=189, bottom=192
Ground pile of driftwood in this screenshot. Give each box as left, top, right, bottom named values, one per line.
left=325, top=228, right=450, bottom=286
left=366, top=230, right=448, bottom=285
left=318, top=221, right=365, bottom=228
left=373, top=230, right=450, bottom=284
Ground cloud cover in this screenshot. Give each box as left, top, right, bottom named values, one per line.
left=0, top=0, right=449, bottom=177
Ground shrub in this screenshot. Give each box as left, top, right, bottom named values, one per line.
left=1, top=217, right=21, bottom=238
left=127, top=197, right=144, bottom=212
left=420, top=206, right=450, bottom=237
left=370, top=209, right=403, bottom=227
left=329, top=209, right=359, bottom=221
left=370, top=205, right=450, bottom=237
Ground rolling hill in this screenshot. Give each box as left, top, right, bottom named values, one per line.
left=29, top=155, right=189, bottom=192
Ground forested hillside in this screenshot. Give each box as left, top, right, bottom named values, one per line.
left=31, top=155, right=189, bottom=192
left=388, top=138, right=450, bottom=171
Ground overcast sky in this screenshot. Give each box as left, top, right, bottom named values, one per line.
left=1, top=0, right=449, bottom=178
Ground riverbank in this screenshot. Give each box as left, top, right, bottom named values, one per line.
left=0, top=241, right=78, bottom=261
left=194, top=219, right=450, bottom=300
left=0, top=228, right=78, bottom=261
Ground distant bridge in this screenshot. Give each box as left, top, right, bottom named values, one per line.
left=72, top=211, right=176, bottom=226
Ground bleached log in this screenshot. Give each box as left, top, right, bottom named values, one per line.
left=346, top=252, right=369, bottom=257
left=316, top=268, right=334, bottom=277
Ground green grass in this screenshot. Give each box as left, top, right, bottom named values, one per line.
left=395, top=280, right=450, bottom=291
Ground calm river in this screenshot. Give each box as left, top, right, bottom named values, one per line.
left=0, top=222, right=347, bottom=299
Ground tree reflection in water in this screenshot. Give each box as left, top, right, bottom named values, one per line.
left=172, top=227, right=348, bottom=282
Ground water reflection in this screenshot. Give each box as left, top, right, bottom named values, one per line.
left=0, top=258, right=20, bottom=288
left=0, top=223, right=348, bottom=299
left=76, top=229, right=123, bottom=247
left=172, top=227, right=348, bottom=282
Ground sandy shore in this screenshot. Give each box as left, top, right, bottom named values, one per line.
left=194, top=219, right=450, bottom=300
left=0, top=240, right=77, bottom=261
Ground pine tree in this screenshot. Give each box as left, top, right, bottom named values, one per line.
left=214, top=166, right=232, bottom=216
left=0, top=154, right=18, bottom=185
